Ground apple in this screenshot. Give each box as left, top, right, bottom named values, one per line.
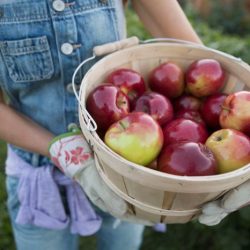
left=86, top=84, right=130, bottom=132
left=219, top=91, right=250, bottom=136
left=173, top=94, right=202, bottom=112
left=148, top=62, right=184, bottom=98
left=205, top=128, right=250, bottom=173
left=106, top=68, right=146, bottom=108
left=162, top=118, right=208, bottom=146
left=200, top=93, right=227, bottom=129
left=133, top=91, right=174, bottom=126
left=185, top=59, right=226, bottom=97
left=104, top=112, right=163, bottom=166
left=157, top=141, right=217, bottom=176
left=175, top=110, right=205, bottom=126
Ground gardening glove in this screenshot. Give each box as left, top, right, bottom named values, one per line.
left=198, top=179, right=250, bottom=226
left=48, top=126, right=154, bottom=225
left=48, top=126, right=127, bottom=217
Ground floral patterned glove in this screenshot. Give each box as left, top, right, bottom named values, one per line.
left=48, top=127, right=127, bottom=217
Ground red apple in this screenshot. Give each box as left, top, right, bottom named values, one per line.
left=157, top=141, right=217, bottom=176
left=200, top=93, right=227, bottom=129
left=86, top=84, right=130, bottom=132
left=133, top=91, right=174, bottom=126
left=162, top=118, right=208, bottom=146
left=219, top=91, right=250, bottom=136
left=175, top=110, right=205, bottom=126
left=106, top=68, right=146, bottom=108
left=148, top=62, right=184, bottom=98
left=104, top=112, right=163, bottom=166
left=205, top=128, right=250, bottom=173
left=173, top=94, right=202, bottom=112
left=185, top=59, right=226, bottom=97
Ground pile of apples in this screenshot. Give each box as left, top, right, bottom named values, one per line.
left=86, top=58, right=250, bottom=176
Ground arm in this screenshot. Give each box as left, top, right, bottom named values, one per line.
left=0, top=89, right=54, bottom=157
left=131, top=0, right=202, bottom=44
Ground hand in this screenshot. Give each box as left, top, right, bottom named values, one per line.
left=198, top=180, right=250, bottom=226
left=48, top=126, right=154, bottom=225
left=48, top=127, right=127, bottom=217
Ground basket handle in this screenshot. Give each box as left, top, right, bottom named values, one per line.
left=93, top=36, right=140, bottom=56
left=143, top=37, right=203, bottom=46
left=143, top=37, right=247, bottom=65
left=72, top=37, right=140, bottom=132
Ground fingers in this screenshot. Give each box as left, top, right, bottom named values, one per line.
left=198, top=212, right=228, bottom=226
left=198, top=200, right=228, bottom=226
left=221, top=180, right=250, bottom=211
left=77, top=165, right=128, bottom=217
left=94, top=178, right=128, bottom=217
left=202, top=200, right=225, bottom=215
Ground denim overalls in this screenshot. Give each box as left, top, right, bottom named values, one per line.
left=0, top=1, right=144, bottom=249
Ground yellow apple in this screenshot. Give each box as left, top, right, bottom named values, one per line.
left=104, top=112, right=163, bottom=166
left=220, top=91, right=250, bottom=136
left=205, top=128, right=250, bottom=173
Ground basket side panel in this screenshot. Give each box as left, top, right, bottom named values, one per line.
left=162, top=214, right=194, bottom=224
left=123, top=178, right=165, bottom=208
left=170, top=191, right=226, bottom=210
left=132, top=207, right=162, bottom=223
left=99, top=159, right=128, bottom=194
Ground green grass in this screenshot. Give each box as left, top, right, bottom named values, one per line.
left=1, top=6, right=250, bottom=250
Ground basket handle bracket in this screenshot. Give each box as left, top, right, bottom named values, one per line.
left=93, top=36, right=140, bottom=56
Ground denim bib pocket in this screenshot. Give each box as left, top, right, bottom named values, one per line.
left=0, top=36, right=54, bottom=82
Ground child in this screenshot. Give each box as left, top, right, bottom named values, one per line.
left=0, top=1, right=202, bottom=249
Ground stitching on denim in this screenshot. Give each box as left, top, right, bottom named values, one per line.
left=0, top=1, right=114, bottom=22
left=0, top=17, right=50, bottom=24
left=1, top=37, right=54, bottom=82
left=108, top=0, right=119, bottom=40
left=2, top=45, right=50, bottom=56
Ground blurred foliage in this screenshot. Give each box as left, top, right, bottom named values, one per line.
left=180, top=1, right=250, bottom=64
left=181, top=0, right=250, bottom=36
left=1, top=3, right=250, bottom=250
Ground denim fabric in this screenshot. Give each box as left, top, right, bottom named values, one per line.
left=0, top=0, right=126, bottom=166
left=6, top=176, right=145, bottom=250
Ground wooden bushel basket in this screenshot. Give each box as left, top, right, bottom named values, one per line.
left=74, top=37, right=250, bottom=224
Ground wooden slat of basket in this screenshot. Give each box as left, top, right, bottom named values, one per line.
left=122, top=178, right=165, bottom=207
left=98, top=158, right=128, bottom=195
left=133, top=207, right=162, bottom=223
left=169, top=191, right=224, bottom=210
left=162, top=214, right=194, bottom=224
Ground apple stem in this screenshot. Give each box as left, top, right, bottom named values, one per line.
left=118, top=100, right=127, bottom=106
left=221, top=105, right=230, bottom=112
left=119, top=121, right=127, bottom=130
left=215, top=136, right=222, bottom=141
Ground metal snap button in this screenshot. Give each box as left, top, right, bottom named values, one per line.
left=61, top=43, right=74, bottom=55
left=52, top=0, right=66, bottom=12
left=66, top=83, right=74, bottom=93
left=67, top=123, right=78, bottom=131
left=67, top=83, right=80, bottom=93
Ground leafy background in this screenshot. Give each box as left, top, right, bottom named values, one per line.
left=1, top=1, right=250, bottom=249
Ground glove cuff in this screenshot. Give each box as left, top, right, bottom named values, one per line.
left=48, top=130, right=81, bottom=151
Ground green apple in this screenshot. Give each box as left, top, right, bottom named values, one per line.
left=205, top=128, right=250, bottom=173
left=104, top=112, right=164, bottom=166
